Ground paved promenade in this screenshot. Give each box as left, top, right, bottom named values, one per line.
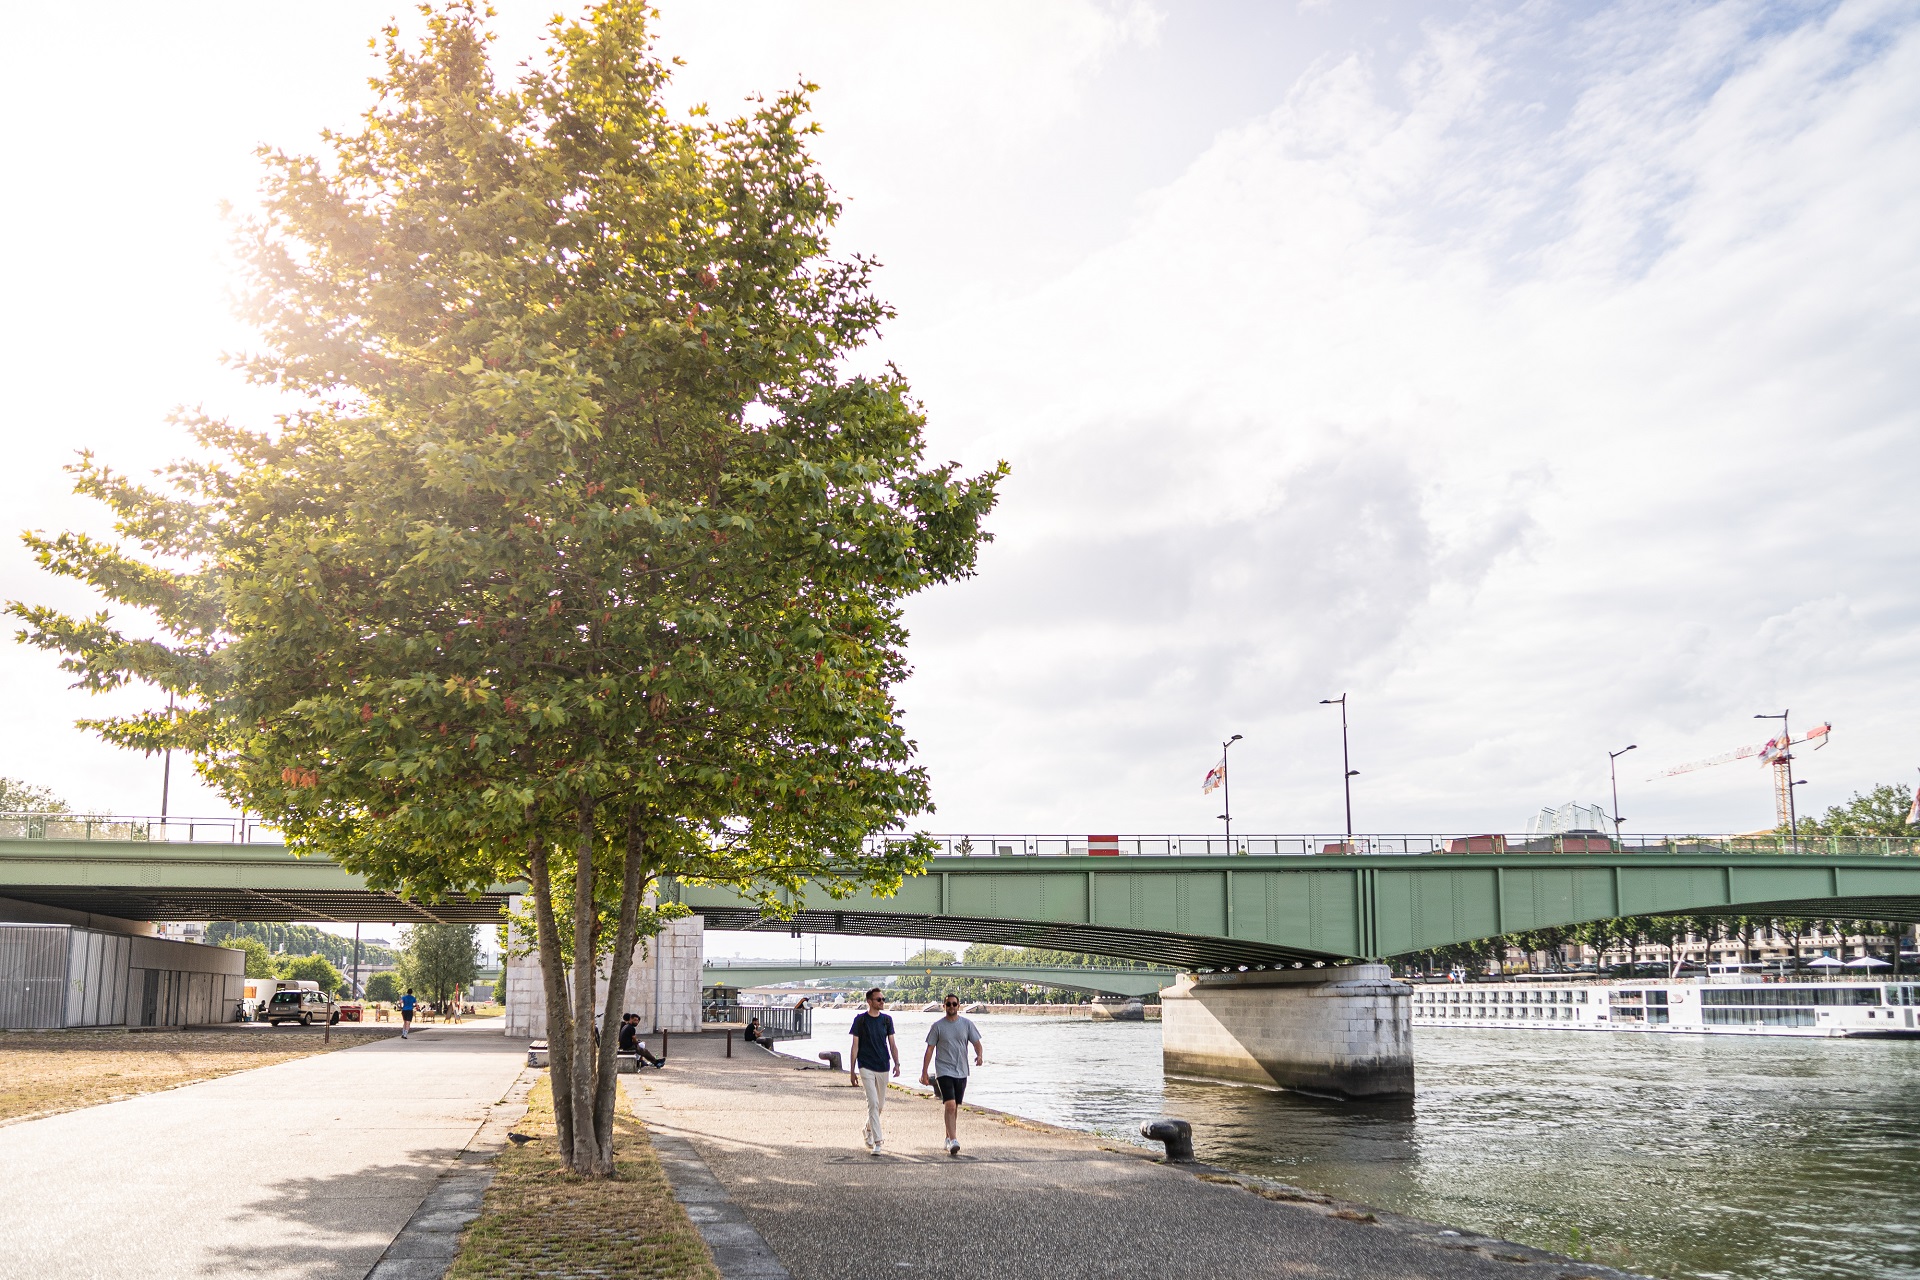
left=626, top=1033, right=1645, bottom=1280
left=0, top=1023, right=525, bottom=1280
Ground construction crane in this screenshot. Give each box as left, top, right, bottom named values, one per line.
left=1652, top=714, right=1831, bottom=836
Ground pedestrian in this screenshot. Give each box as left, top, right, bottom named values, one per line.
left=619, top=1013, right=664, bottom=1067
left=399, top=987, right=417, bottom=1038
left=744, top=1016, right=763, bottom=1044
left=920, top=993, right=984, bottom=1157
left=848, top=987, right=899, bottom=1156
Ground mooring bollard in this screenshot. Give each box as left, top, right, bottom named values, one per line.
left=1140, top=1117, right=1195, bottom=1162
left=726, top=1029, right=733, bottom=1058
left=818, top=1050, right=842, bottom=1072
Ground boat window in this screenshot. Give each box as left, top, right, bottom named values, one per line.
left=1701, top=988, right=1880, bottom=1006
left=1577, top=991, right=1588, bottom=1003
left=1647, top=990, right=1668, bottom=1006
left=1704, top=1007, right=1816, bottom=1028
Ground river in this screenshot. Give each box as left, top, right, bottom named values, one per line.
left=774, top=1010, right=1920, bottom=1280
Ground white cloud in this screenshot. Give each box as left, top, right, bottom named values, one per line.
left=0, top=0, right=1913, bottom=848
left=889, top=0, right=1920, bottom=835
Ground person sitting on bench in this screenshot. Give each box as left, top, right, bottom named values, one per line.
left=618, top=1013, right=664, bottom=1067
left=744, top=1016, right=763, bottom=1044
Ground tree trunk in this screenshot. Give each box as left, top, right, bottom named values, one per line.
left=528, top=834, right=576, bottom=1164
left=589, top=815, right=649, bottom=1175
left=568, top=800, right=600, bottom=1174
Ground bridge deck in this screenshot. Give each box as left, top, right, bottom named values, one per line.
left=3, top=826, right=1917, bottom=966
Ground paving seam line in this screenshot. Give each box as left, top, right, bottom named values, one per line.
left=650, top=1130, right=794, bottom=1280
left=363, top=1066, right=537, bottom=1280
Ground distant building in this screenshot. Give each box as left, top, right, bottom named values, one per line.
left=1526, top=802, right=1616, bottom=837
left=157, top=921, right=208, bottom=945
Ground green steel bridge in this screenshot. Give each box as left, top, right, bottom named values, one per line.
left=2, top=817, right=1917, bottom=970
left=701, top=960, right=1176, bottom=997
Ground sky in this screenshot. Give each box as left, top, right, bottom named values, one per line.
left=1, top=2, right=1916, bottom=957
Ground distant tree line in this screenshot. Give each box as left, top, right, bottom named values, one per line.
left=206, top=921, right=398, bottom=969
left=886, top=944, right=1160, bottom=1005
left=217, top=923, right=476, bottom=1001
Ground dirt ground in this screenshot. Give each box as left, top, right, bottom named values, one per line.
left=0, top=1026, right=400, bottom=1126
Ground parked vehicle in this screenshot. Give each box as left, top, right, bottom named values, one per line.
left=241, top=978, right=318, bottom=1019
left=264, top=988, right=339, bottom=1026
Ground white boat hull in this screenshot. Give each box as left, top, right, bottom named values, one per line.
left=1410, top=978, right=1920, bottom=1038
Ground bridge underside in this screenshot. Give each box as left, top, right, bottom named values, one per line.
left=696, top=905, right=1343, bottom=971
left=0, top=883, right=512, bottom=926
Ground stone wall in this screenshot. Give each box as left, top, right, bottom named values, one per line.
left=1159, top=964, right=1413, bottom=1097
left=503, top=905, right=703, bottom=1038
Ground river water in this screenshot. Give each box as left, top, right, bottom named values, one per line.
left=777, top=1011, right=1920, bottom=1280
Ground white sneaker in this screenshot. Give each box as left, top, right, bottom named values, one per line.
left=947, top=1139, right=960, bottom=1157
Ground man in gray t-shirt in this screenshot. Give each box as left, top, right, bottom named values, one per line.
left=919, top=994, right=985, bottom=1157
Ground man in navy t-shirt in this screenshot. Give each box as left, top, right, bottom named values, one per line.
left=848, top=987, right=899, bottom=1155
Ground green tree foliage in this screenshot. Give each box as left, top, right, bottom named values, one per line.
left=9, top=4, right=998, bottom=1177
left=1803, top=782, right=1919, bottom=837
left=365, top=971, right=402, bottom=1003
left=219, top=936, right=275, bottom=977
left=887, top=943, right=1158, bottom=1004
left=0, top=778, right=68, bottom=812
left=206, top=922, right=397, bottom=969
left=399, top=924, right=481, bottom=1003
left=281, top=953, right=343, bottom=994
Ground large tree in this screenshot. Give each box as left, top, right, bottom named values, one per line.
left=399, top=923, right=481, bottom=1003
left=11, top=3, right=1000, bottom=1176
left=1803, top=782, right=1919, bottom=837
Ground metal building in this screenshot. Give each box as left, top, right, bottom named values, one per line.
left=0, top=924, right=244, bottom=1029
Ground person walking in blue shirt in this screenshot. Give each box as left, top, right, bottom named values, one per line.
left=399, top=989, right=417, bottom=1039
left=848, top=988, right=899, bottom=1156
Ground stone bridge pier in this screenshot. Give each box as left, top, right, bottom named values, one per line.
left=1159, top=964, right=1413, bottom=1097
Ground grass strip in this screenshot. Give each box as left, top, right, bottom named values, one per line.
left=447, top=1078, right=720, bottom=1280
left=0, top=1027, right=397, bottom=1126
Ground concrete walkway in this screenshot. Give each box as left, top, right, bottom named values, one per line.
left=0, top=1023, right=526, bottom=1280
left=627, top=1033, right=1644, bottom=1280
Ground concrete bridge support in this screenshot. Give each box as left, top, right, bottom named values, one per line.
left=1159, top=964, right=1413, bottom=1097
left=502, top=908, right=704, bottom=1038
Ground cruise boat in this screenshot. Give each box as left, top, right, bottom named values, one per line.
left=1410, top=972, right=1920, bottom=1037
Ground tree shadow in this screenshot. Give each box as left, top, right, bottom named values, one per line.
left=197, top=1149, right=464, bottom=1278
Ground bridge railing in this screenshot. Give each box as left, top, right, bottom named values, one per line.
left=0, top=813, right=284, bottom=844
left=859, top=833, right=1920, bottom=858
left=701, top=998, right=812, bottom=1041
left=4, top=814, right=1914, bottom=859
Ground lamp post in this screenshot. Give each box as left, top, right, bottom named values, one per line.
left=1754, top=711, right=1799, bottom=844
left=1319, top=695, right=1358, bottom=840
left=1217, top=734, right=1243, bottom=840
left=1608, top=745, right=1637, bottom=843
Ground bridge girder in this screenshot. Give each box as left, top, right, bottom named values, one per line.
left=701, top=962, right=1174, bottom=997
left=675, top=853, right=1920, bottom=968
left=6, top=839, right=1920, bottom=964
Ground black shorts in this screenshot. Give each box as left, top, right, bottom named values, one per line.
left=933, top=1075, right=967, bottom=1104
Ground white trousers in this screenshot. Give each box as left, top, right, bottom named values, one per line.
left=859, top=1069, right=889, bottom=1147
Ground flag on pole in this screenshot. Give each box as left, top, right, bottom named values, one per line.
left=1203, top=757, right=1226, bottom=795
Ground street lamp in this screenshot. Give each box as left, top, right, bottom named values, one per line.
left=1319, top=695, right=1359, bottom=840
left=1608, top=745, right=1637, bottom=842
left=1755, top=711, right=1800, bottom=845
left=1218, top=734, right=1243, bottom=840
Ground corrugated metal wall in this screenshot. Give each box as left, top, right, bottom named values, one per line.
left=0, top=926, right=73, bottom=1028
left=63, top=928, right=131, bottom=1026
left=1, top=925, right=247, bottom=1028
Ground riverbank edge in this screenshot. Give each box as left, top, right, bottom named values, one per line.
left=759, top=1041, right=1651, bottom=1279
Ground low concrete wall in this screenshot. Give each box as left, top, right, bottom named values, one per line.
left=1160, top=964, right=1413, bottom=1097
